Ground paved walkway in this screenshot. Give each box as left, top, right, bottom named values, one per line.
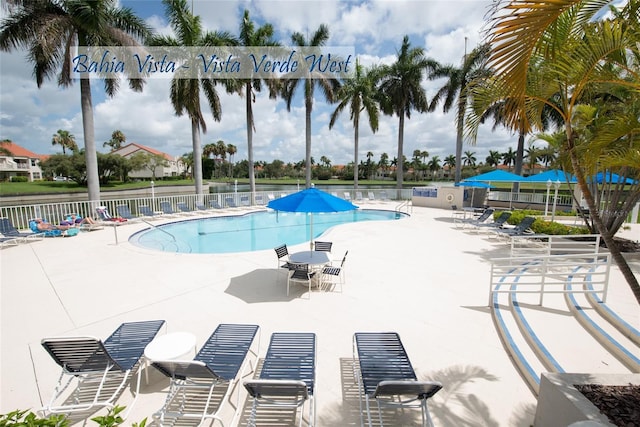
left=1, top=204, right=638, bottom=426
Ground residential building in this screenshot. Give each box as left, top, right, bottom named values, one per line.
left=110, top=143, right=185, bottom=179
left=0, top=141, right=46, bottom=182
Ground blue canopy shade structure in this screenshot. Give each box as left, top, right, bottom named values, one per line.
left=589, top=171, right=638, bottom=185
left=456, top=181, right=494, bottom=188
left=524, top=169, right=577, bottom=183
left=267, top=186, right=358, bottom=249
left=464, top=169, right=525, bottom=182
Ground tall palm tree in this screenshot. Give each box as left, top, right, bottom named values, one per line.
left=52, top=129, right=77, bottom=155
left=443, top=154, right=456, bottom=179
left=483, top=0, right=640, bottom=302
left=427, top=156, right=441, bottom=179
left=429, top=43, right=491, bottom=183
left=283, top=24, right=340, bottom=188
left=329, top=60, right=379, bottom=189
left=502, top=147, right=516, bottom=171
left=0, top=0, right=150, bottom=201
left=150, top=0, right=237, bottom=196
left=377, top=35, right=439, bottom=197
left=103, top=130, right=126, bottom=151
left=463, top=151, right=476, bottom=167
left=485, top=150, right=502, bottom=168
left=237, top=10, right=280, bottom=195
left=226, top=143, right=237, bottom=178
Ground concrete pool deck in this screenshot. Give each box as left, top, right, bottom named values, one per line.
left=1, top=203, right=638, bottom=426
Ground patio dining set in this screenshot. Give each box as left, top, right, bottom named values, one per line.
left=274, top=241, right=348, bottom=298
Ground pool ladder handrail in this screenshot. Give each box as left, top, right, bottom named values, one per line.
left=140, top=218, right=176, bottom=241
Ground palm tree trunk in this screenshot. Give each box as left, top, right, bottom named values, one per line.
left=396, top=113, right=405, bottom=199
left=513, top=130, right=525, bottom=193
left=567, top=126, right=640, bottom=305
left=80, top=77, right=100, bottom=203
left=454, top=100, right=465, bottom=184
left=246, top=83, right=256, bottom=194
left=192, top=120, right=203, bottom=197
left=305, top=96, right=312, bottom=188
left=353, top=116, right=359, bottom=189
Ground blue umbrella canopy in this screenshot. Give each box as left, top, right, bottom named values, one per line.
left=464, top=169, right=525, bottom=182
left=267, top=187, right=358, bottom=213
left=267, top=187, right=358, bottom=250
left=524, top=169, right=577, bottom=183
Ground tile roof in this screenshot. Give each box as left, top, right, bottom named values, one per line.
left=0, top=141, right=41, bottom=159
left=111, top=142, right=172, bottom=161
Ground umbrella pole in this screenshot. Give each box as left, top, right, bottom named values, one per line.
left=309, top=214, right=314, bottom=251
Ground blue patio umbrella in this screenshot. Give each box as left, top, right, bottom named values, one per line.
left=267, top=186, right=359, bottom=249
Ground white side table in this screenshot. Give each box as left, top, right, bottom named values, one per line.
left=144, top=332, right=197, bottom=382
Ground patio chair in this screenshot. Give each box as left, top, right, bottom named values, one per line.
left=321, top=250, right=348, bottom=292
left=492, top=216, right=537, bottom=239
left=40, top=320, right=165, bottom=418
left=344, top=192, right=352, bottom=201
left=275, top=244, right=290, bottom=271
left=176, top=202, right=195, bottom=215
left=380, top=191, right=388, bottom=201
left=353, top=332, right=442, bottom=427
left=152, top=324, right=260, bottom=426
left=0, top=217, right=44, bottom=241
left=0, top=235, right=20, bottom=247
left=313, top=241, right=332, bottom=253
left=454, top=208, right=494, bottom=229
left=210, top=199, right=224, bottom=210
left=116, top=204, right=137, bottom=221
left=225, top=197, right=238, bottom=208
left=240, top=195, right=251, bottom=207
left=195, top=202, right=208, bottom=211
left=355, top=191, right=364, bottom=201
left=471, top=211, right=512, bottom=232
left=159, top=201, right=179, bottom=216
left=139, top=205, right=157, bottom=217
left=244, top=332, right=316, bottom=427
left=287, top=263, right=316, bottom=298
left=255, top=194, right=265, bottom=205
left=367, top=191, right=376, bottom=201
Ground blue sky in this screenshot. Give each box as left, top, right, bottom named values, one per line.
left=1, top=0, right=519, bottom=166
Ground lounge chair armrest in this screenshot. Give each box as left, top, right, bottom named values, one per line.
left=244, top=379, right=309, bottom=399
left=373, top=380, right=443, bottom=399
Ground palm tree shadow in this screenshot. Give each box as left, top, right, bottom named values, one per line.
left=319, top=361, right=535, bottom=426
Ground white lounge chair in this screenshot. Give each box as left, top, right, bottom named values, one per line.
left=353, top=332, right=442, bottom=427
left=40, top=320, right=165, bottom=418
left=244, top=332, right=317, bottom=426
left=152, top=324, right=260, bottom=426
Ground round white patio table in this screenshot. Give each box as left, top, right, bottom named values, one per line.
left=144, top=332, right=197, bottom=382
left=289, top=250, right=330, bottom=266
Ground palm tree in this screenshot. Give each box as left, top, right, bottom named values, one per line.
left=51, top=130, right=77, bottom=155
left=329, top=60, right=379, bottom=189
left=226, top=143, right=237, bottom=178
left=483, top=0, right=640, bottom=302
left=378, top=152, right=389, bottom=179
left=377, top=35, right=439, bottom=197
left=427, top=156, right=441, bottom=179
left=443, top=154, right=456, bottom=179
left=463, top=151, right=476, bottom=167
left=0, top=0, right=150, bottom=201
left=103, top=130, right=126, bottom=151
left=524, top=144, right=540, bottom=175
left=283, top=24, right=340, bottom=188
left=429, top=43, right=491, bottom=183
left=502, top=147, right=516, bottom=171
left=485, top=150, right=502, bottom=168
left=150, top=0, right=237, bottom=197
left=237, top=10, right=280, bottom=195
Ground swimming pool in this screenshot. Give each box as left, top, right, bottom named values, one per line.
left=129, top=209, right=407, bottom=254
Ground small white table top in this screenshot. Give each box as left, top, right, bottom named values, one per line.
left=144, top=331, right=197, bottom=361
left=289, top=251, right=330, bottom=266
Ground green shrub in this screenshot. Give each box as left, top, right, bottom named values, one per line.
left=493, top=209, right=589, bottom=235
left=1, top=407, right=147, bottom=427
left=10, top=176, right=29, bottom=183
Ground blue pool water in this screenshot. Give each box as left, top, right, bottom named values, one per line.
left=129, top=209, right=406, bottom=254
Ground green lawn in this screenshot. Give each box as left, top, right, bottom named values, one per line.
left=0, top=178, right=440, bottom=196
